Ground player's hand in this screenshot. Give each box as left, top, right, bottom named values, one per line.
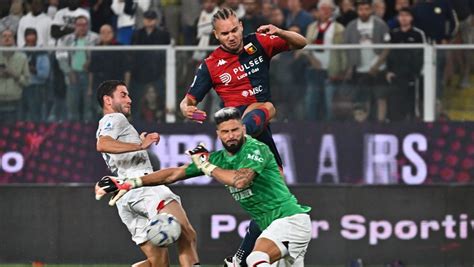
left=186, top=143, right=216, bottom=176
left=95, top=176, right=142, bottom=206
left=184, top=106, right=207, bottom=123
left=257, top=24, right=282, bottom=36
left=139, top=132, right=160, bottom=149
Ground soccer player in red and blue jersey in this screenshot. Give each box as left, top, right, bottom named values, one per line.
left=179, top=8, right=307, bottom=267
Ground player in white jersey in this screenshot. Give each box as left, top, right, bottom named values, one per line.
left=94, top=80, right=200, bottom=267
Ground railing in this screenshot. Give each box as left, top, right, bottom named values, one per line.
left=1, top=44, right=473, bottom=123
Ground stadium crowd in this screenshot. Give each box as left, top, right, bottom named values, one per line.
left=0, top=0, right=472, bottom=123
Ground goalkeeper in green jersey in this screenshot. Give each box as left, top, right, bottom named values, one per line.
left=95, top=107, right=312, bottom=266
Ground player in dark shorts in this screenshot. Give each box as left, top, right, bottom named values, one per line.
left=178, top=8, right=307, bottom=267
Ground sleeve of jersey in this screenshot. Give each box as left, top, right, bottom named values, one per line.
left=256, top=33, right=290, bottom=58
left=186, top=62, right=213, bottom=103
left=98, top=114, right=128, bottom=139
left=184, top=162, right=204, bottom=177
left=235, top=145, right=270, bottom=175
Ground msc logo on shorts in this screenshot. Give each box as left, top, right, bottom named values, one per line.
left=247, top=153, right=264, bottom=162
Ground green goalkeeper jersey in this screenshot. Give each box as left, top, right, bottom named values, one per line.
left=185, top=136, right=311, bottom=230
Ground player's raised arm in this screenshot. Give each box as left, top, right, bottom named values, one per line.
left=96, top=132, right=159, bottom=154
left=257, top=24, right=307, bottom=50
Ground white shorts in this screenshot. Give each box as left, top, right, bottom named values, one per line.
left=258, top=213, right=312, bottom=267
left=115, top=185, right=181, bottom=245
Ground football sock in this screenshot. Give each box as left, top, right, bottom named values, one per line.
left=242, top=108, right=269, bottom=137
left=235, top=220, right=261, bottom=267
left=246, top=251, right=271, bottom=267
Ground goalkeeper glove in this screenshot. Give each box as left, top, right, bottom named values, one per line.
left=186, top=143, right=217, bottom=176
left=94, top=176, right=143, bottom=206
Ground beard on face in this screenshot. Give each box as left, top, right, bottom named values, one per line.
left=112, top=102, right=131, bottom=116
left=222, top=134, right=245, bottom=154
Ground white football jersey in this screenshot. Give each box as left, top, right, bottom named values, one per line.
left=96, top=113, right=153, bottom=178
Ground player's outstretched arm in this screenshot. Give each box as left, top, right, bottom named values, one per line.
left=140, top=166, right=189, bottom=186
left=95, top=167, right=189, bottom=206
left=257, top=24, right=307, bottom=50
left=96, top=133, right=159, bottom=154
left=180, top=96, right=207, bottom=123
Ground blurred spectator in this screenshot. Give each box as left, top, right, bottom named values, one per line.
left=285, top=0, right=313, bottom=35
left=161, top=0, right=181, bottom=43
left=307, top=4, right=318, bottom=20
left=140, top=83, right=164, bottom=123
left=0, top=1, right=23, bottom=35
left=51, top=0, right=90, bottom=41
left=336, top=0, right=358, bottom=26
left=386, top=0, right=410, bottom=29
left=450, top=0, right=473, bottom=88
left=386, top=7, right=424, bottom=120
left=270, top=25, right=308, bottom=121
left=0, top=29, right=30, bottom=122
left=344, top=0, right=390, bottom=122
left=412, top=0, right=457, bottom=100
left=89, top=24, right=131, bottom=98
left=269, top=6, right=286, bottom=29
left=353, top=102, right=369, bottom=122
left=373, top=0, right=386, bottom=19
left=412, top=0, right=456, bottom=44
left=241, top=0, right=268, bottom=36
left=90, top=0, right=114, bottom=33
left=56, top=16, right=99, bottom=121
left=17, top=0, right=52, bottom=47
left=22, top=28, right=50, bottom=122
left=111, top=0, right=150, bottom=45
left=181, top=0, right=201, bottom=45
left=261, top=1, right=273, bottom=20
left=46, top=0, right=59, bottom=19
left=222, top=0, right=246, bottom=19
left=193, top=0, right=219, bottom=61
left=304, top=0, right=347, bottom=120
left=0, top=1, right=11, bottom=18
left=130, top=10, right=171, bottom=121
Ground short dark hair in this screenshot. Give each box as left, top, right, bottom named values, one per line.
left=355, top=0, right=372, bottom=6
left=212, top=8, right=237, bottom=29
left=214, top=107, right=242, bottom=125
left=96, top=80, right=127, bottom=108
left=24, top=28, right=37, bottom=38
left=398, top=7, right=413, bottom=16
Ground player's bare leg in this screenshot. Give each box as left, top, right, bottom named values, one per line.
left=160, top=200, right=200, bottom=267
left=247, top=237, right=284, bottom=266
left=137, top=241, right=170, bottom=267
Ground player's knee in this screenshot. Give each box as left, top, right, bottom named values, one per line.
left=246, top=251, right=271, bottom=267
left=242, top=109, right=269, bottom=137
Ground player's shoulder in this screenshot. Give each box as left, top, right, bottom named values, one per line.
left=243, top=136, right=270, bottom=153
left=99, top=112, right=128, bottom=125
